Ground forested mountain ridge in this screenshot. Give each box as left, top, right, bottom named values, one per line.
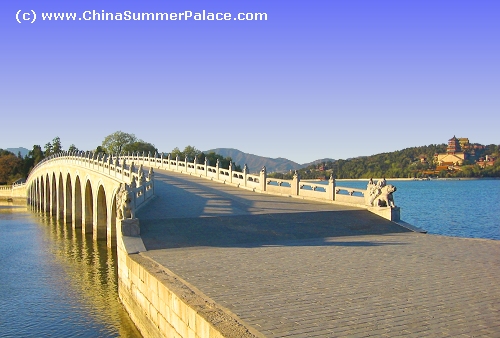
left=268, top=143, right=500, bottom=179
left=205, top=148, right=303, bottom=173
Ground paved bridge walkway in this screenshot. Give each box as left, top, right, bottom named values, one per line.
left=136, top=169, right=500, bottom=337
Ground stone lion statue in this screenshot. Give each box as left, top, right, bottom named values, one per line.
left=374, top=184, right=397, bottom=208
left=117, top=189, right=135, bottom=219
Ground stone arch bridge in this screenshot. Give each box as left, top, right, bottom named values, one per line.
left=22, top=152, right=154, bottom=246
left=1, top=150, right=400, bottom=248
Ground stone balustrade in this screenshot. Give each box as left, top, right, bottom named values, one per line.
left=22, top=151, right=398, bottom=221
left=27, top=151, right=155, bottom=212
left=114, top=151, right=400, bottom=221
left=0, top=182, right=27, bottom=198
left=118, top=152, right=382, bottom=209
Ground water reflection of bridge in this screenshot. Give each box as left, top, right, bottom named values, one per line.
left=36, top=215, right=142, bottom=337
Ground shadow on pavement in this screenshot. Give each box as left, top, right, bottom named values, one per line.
left=136, top=169, right=411, bottom=250
left=140, top=210, right=411, bottom=250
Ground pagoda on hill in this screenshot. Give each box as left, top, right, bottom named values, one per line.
left=436, top=136, right=469, bottom=166
left=446, top=136, right=461, bottom=154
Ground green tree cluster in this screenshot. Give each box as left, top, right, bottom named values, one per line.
left=168, top=146, right=242, bottom=171
left=0, top=149, right=24, bottom=184
left=100, top=131, right=157, bottom=155
left=43, top=137, right=63, bottom=157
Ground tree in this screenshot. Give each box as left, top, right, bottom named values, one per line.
left=201, top=151, right=242, bottom=171
left=68, top=144, right=79, bottom=153
left=44, top=142, right=53, bottom=157
left=101, top=131, right=137, bottom=154
left=52, top=136, right=62, bottom=153
left=438, top=170, right=448, bottom=178
left=0, top=152, right=23, bottom=184
left=170, top=147, right=183, bottom=160
left=29, top=145, right=44, bottom=164
left=183, top=146, right=201, bottom=161
left=123, top=141, right=158, bottom=155
left=168, top=146, right=200, bottom=161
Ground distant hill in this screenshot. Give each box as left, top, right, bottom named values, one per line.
left=301, top=158, right=336, bottom=168
left=205, top=148, right=307, bottom=173
left=289, top=143, right=499, bottom=179
left=6, top=147, right=29, bottom=158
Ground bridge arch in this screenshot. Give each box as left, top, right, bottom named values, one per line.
left=74, top=175, right=82, bottom=227
left=40, top=176, right=44, bottom=212
left=84, top=179, right=93, bottom=234
left=110, top=191, right=117, bottom=245
left=45, top=174, right=50, bottom=213
left=51, top=172, right=57, bottom=216
left=96, top=184, right=107, bottom=240
left=65, top=173, right=72, bottom=222
left=58, top=173, right=64, bottom=219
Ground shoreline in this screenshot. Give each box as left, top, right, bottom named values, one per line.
left=303, top=177, right=500, bottom=182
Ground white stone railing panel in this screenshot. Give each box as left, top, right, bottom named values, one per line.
left=113, top=154, right=402, bottom=219
left=267, top=180, right=293, bottom=195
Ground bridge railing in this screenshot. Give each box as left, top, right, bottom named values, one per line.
left=25, top=151, right=399, bottom=220
left=117, top=152, right=370, bottom=208
left=26, top=151, right=155, bottom=211
left=0, top=181, right=27, bottom=198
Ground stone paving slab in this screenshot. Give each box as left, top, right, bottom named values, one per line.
left=137, top=169, right=500, bottom=337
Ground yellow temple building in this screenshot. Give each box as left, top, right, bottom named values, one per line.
left=435, top=136, right=469, bottom=166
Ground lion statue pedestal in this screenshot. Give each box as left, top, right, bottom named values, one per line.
left=368, top=206, right=401, bottom=222
left=120, top=218, right=140, bottom=237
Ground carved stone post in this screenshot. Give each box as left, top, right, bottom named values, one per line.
left=204, top=158, right=209, bottom=177
left=130, top=162, right=136, bottom=182
left=113, top=157, right=119, bottom=178
left=176, top=155, right=179, bottom=171
left=260, top=166, right=267, bottom=192
left=216, top=159, right=220, bottom=181
left=194, top=156, right=198, bottom=175
left=328, top=174, right=336, bottom=201
left=184, top=157, right=188, bottom=173
left=292, top=170, right=300, bottom=196
left=229, top=161, right=233, bottom=183
left=243, top=164, right=248, bottom=187
left=167, top=153, right=171, bottom=170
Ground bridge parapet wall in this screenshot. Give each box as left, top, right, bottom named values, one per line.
left=0, top=182, right=27, bottom=199
left=119, top=152, right=399, bottom=221
left=26, top=151, right=155, bottom=213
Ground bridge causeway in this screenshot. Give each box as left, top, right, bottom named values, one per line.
left=135, top=169, right=500, bottom=337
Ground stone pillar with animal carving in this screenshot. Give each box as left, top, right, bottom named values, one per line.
left=115, top=183, right=140, bottom=237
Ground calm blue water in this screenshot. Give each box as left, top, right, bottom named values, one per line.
left=0, top=208, right=142, bottom=338
left=335, top=179, right=500, bottom=240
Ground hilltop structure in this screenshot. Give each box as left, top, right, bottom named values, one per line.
left=435, top=136, right=487, bottom=166
left=435, top=136, right=469, bottom=166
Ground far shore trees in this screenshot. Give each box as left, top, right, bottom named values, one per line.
left=168, top=146, right=242, bottom=171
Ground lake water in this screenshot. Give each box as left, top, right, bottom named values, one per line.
left=0, top=208, right=142, bottom=338
left=335, top=178, right=500, bottom=240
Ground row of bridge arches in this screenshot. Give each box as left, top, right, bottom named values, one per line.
left=27, top=171, right=119, bottom=246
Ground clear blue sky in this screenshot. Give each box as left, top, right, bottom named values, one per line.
left=2, top=1, right=499, bottom=163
